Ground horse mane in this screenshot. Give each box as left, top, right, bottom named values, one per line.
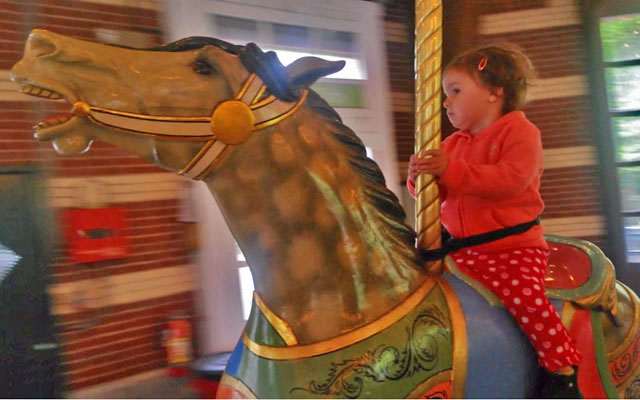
left=147, top=36, right=242, bottom=54
left=136, top=37, right=299, bottom=101
left=304, top=90, right=420, bottom=261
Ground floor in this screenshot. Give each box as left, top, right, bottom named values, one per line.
left=69, top=370, right=200, bottom=399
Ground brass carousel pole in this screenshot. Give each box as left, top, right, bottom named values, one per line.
left=415, top=0, right=443, bottom=273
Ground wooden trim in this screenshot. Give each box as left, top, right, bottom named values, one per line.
left=48, top=265, right=195, bottom=315
left=526, top=75, right=588, bottom=101
left=542, top=215, right=606, bottom=237
left=604, top=59, right=640, bottom=68
left=598, top=2, right=640, bottom=18
left=610, top=110, right=640, bottom=118
left=47, top=173, right=186, bottom=207
left=542, top=145, right=598, bottom=169
left=616, top=160, right=640, bottom=168
left=73, top=0, right=159, bottom=10
left=477, top=3, right=580, bottom=35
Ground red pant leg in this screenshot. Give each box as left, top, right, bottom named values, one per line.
left=452, top=247, right=581, bottom=371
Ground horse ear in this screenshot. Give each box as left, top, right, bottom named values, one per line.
left=286, top=57, right=345, bottom=89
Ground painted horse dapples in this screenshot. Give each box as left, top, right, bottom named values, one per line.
left=11, top=29, right=640, bottom=398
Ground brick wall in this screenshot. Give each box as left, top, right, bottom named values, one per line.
left=1, top=0, right=195, bottom=391
left=475, top=0, right=609, bottom=251
left=381, top=0, right=415, bottom=182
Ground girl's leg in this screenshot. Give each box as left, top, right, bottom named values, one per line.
left=452, top=247, right=581, bottom=371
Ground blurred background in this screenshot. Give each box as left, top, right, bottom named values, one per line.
left=0, top=0, right=638, bottom=397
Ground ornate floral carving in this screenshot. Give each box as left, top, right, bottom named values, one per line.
left=625, top=376, right=640, bottom=399
left=612, top=334, right=640, bottom=385
left=290, top=306, right=450, bottom=398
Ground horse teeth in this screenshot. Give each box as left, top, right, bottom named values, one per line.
left=20, top=85, right=63, bottom=99
left=34, top=116, right=71, bottom=130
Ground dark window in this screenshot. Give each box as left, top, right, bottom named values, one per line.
left=600, top=12, right=640, bottom=263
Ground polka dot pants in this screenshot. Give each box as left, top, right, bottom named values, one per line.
left=452, top=247, right=581, bottom=372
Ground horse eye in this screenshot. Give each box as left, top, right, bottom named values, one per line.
left=191, top=60, right=215, bottom=76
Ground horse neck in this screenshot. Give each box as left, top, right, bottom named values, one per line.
left=203, top=105, right=427, bottom=343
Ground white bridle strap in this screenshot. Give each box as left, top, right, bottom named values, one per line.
left=179, top=140, right=228, bottom=179
left=74, top=74, right=307, bottom=180
left=87, top=109, right=213, bottom=139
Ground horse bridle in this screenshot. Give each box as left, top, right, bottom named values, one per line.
left=71, top=73, right=308, bottom=180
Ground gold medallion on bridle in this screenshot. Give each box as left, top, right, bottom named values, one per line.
left=71, top=101, right=91, bottom=116
left=211, top=100, right=255, bottom=145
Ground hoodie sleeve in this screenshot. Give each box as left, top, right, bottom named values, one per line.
left=439, top=122, right=542, bottom=200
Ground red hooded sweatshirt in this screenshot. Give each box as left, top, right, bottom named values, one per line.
left=408, top=111, right=548, bottom=252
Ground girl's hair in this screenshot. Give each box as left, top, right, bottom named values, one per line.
left=445, top=43, right=536, bottom=114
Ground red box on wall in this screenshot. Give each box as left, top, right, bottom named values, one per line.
left=64, top=207, right=129, bottom=264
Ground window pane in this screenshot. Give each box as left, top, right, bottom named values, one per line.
left=311, top=82, right=365, bottom=107
left=624, top=216, right=640, bottom=263
left=612, top=117, right=640, bottom=162
left=605, top=65, right=640, bottom=110
left=0, top=243, right=21, bottom=283
left=213, top=15, right=257, bottom=42
left=318, top=29, right=357, bottom=53
left=618, top=166, right=640, bottom=211
left=235, top=242, right=246, bottom=262
left=600, top=13, right=640, bottom=62
left=238, top=266, right=255, bottom=320
left=273, top=23, right=310, bottom=48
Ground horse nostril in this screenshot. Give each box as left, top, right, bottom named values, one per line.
left=26, top=30, right=58, bottom=58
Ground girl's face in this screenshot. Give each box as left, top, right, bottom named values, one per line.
left=443, top=68, right=502, bottom=134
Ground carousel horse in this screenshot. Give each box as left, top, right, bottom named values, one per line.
left=11, top=29, right=640, bottom=398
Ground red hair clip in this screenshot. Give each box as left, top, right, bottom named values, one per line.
left=478, top=57, right=488, bottom=71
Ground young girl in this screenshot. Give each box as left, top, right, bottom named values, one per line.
left=408, top=44, right=582, bottom=398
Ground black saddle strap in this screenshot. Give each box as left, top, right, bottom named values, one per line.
left=420, top=216, right=541, bottom=262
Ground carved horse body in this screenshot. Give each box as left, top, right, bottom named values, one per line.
left=11, top=30, right=640, bottom=398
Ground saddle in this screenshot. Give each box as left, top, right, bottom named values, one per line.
left=447, top=234, right=617, bottom=314
left=448, top=234, right=640, bottom=398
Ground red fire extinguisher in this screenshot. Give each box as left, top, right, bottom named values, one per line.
left=163, top=312, right=193, bottom=377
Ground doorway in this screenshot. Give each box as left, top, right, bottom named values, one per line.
left=0, top=167, right=62, bottom=397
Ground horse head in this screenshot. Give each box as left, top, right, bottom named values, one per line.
left=10, top=29, right=343, bottom=175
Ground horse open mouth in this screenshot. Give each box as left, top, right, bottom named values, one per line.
left=18, top=82, right=93, bottom=155
left=19, top=83, right=74, bottom=138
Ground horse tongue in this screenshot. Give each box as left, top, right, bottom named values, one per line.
left=35, top=113, right=73, bottom=130
left=42, top=112, right=73, bottom=123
